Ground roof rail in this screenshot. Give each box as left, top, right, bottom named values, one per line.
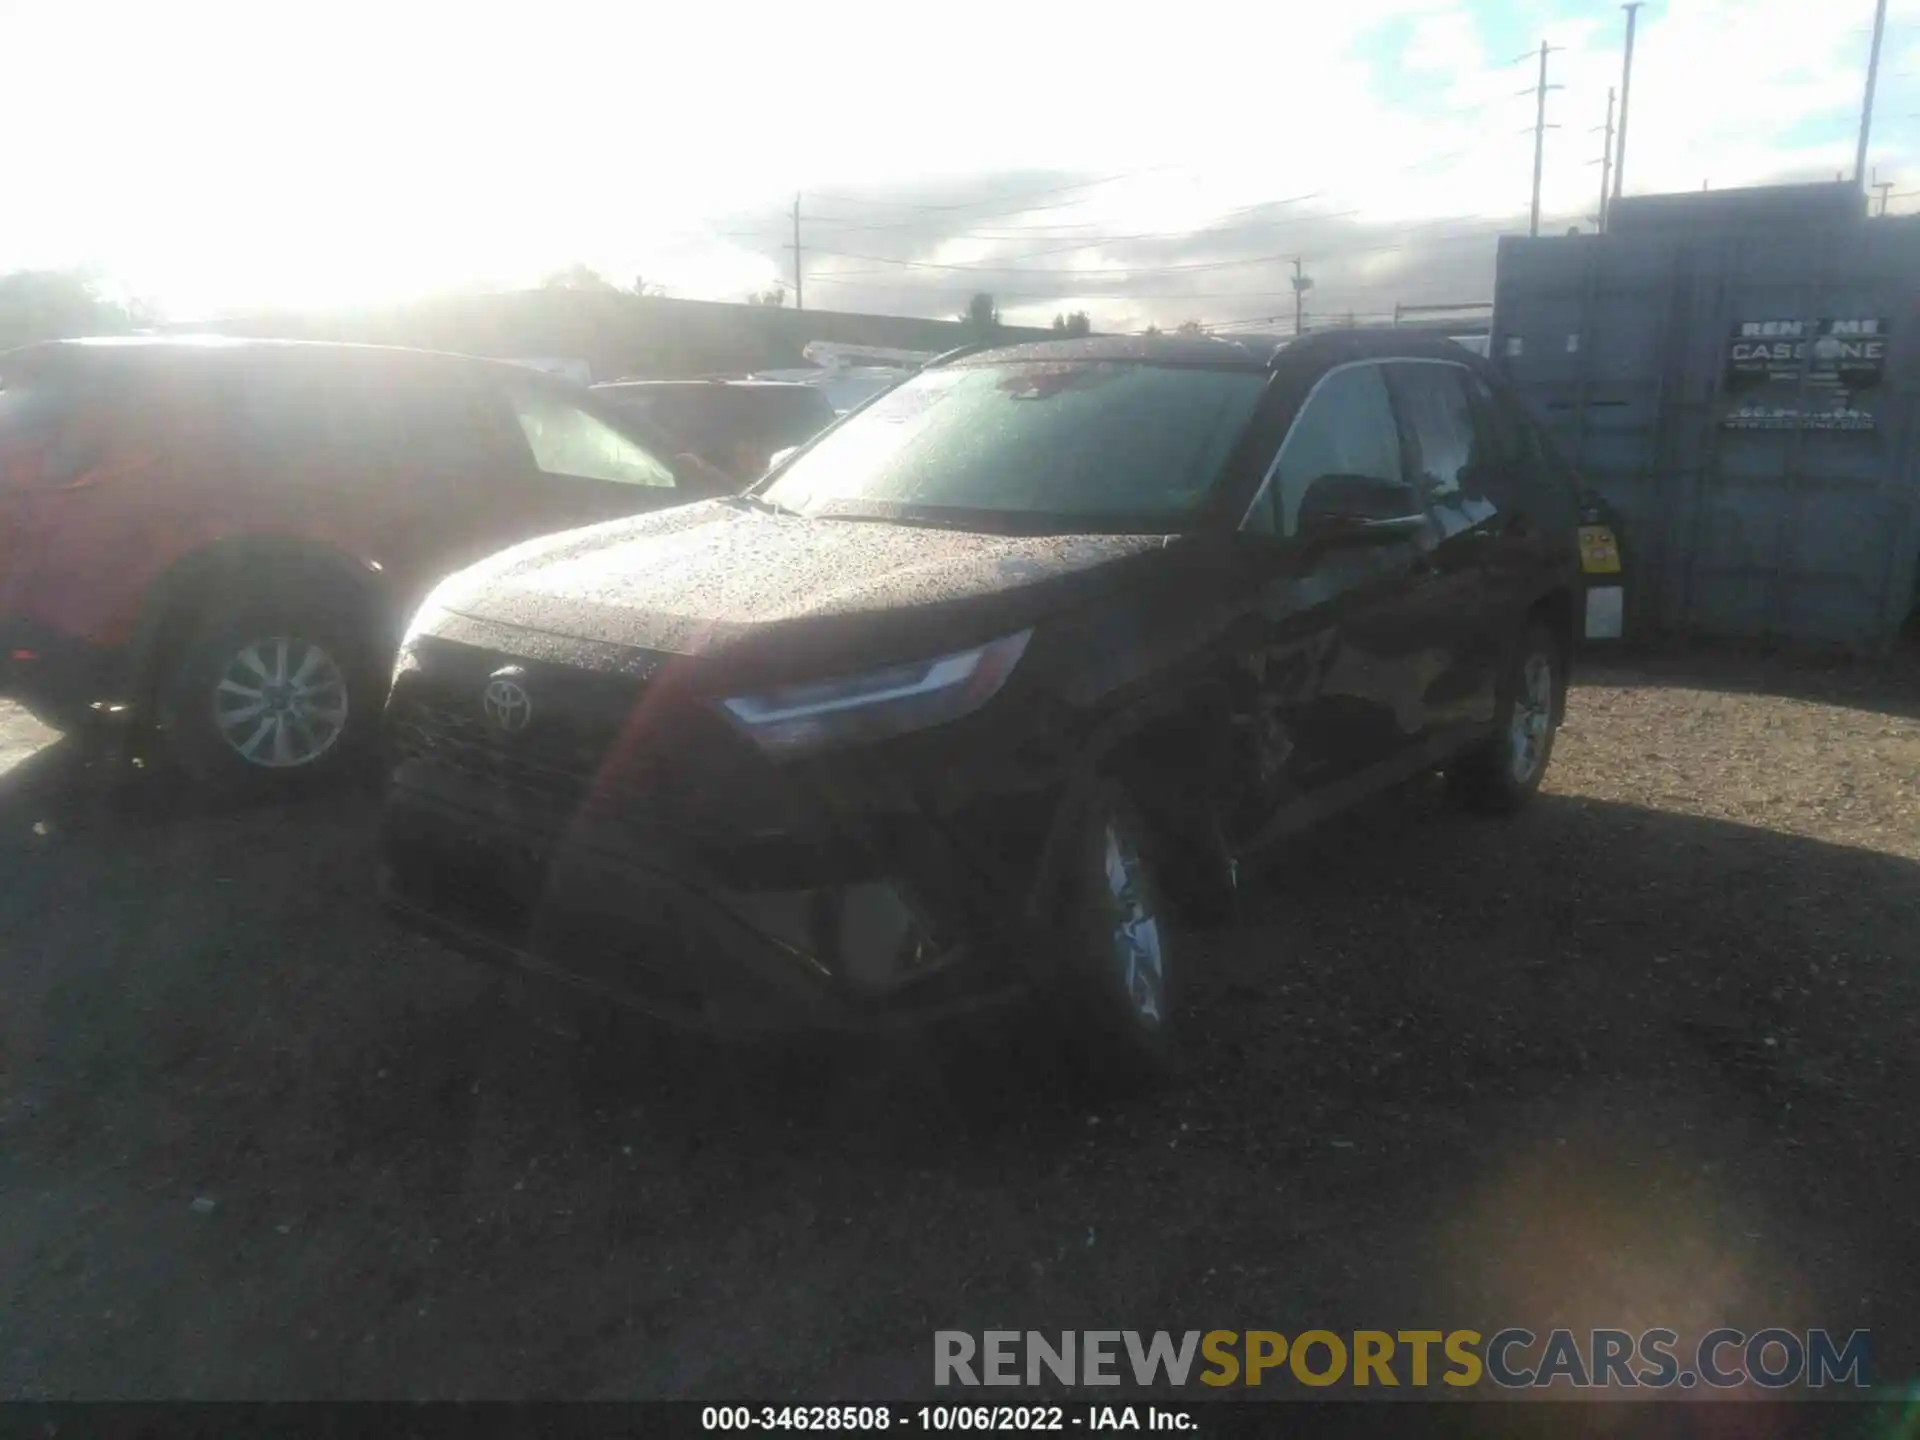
left=919, top=340, right=1002, bottom=370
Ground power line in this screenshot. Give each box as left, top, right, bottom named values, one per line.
left=813, top=210, right=1368, bottom=274
left=812, top=191, right=1329, bottom=240
left=800, top=219, right=1534, bottom=299
left=802, top=166, right=1178, bottom=214
left=761, top=133, right=1541, bottom=277
left=791, top=108, right=1537, bottom=242
left=798, top=241, right=1378, bottom=279
left=732, top=99, right=1547, bottom=283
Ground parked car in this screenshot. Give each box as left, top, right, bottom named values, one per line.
left=591, top=378, right=838, bottom=484
left=378, top=331, right=1582, bottom=1080
left=0, top=336, right=727, bottom=788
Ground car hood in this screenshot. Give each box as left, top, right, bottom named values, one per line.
left=437, top=500, right=1169, bottom=678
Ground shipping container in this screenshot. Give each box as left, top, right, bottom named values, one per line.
left=1490, top=202, right=1919, bottom=655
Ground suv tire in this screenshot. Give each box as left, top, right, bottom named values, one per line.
left=156, top=594, right=379, bottom=792
left=1045, top=779, right=1182, bottom=1085
left=1451, top=618, right=1561, bottom=814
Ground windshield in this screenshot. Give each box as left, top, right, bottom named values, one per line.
left=758, top=360, right=1267, bottom=530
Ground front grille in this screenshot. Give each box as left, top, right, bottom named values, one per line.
left=384, top=641, right=772, bottom=840
left=385, top=644, right=660, bottom=819
left=388, top=698, right=601, bottom=814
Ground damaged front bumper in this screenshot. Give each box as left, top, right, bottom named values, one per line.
left=376, top=761, right=1038, bottom=1037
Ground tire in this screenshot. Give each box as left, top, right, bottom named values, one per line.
left=155, top=592, right=379, bottom=793
left=1128, top=772, right=1240, bottom=931
left=1042, top=779, right=1183, bottom=1086
left=1450, top=618, right=1561, bottom=814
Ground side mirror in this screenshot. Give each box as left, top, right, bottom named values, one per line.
left=1295, top=472, right=1426, bottom=543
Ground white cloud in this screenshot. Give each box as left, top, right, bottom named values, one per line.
left=0, top=0, right=1912, bottom=322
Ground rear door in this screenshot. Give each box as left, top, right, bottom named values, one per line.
left=1383, top=361, right=1505, bottom=732
left=1472, top=375, right=1586, bottom=627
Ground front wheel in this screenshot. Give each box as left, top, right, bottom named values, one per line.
left=1450, top=619, right=1561, bottom=814
left=157, top=603, right=378, bottom=792
left=1041, top=779, right=1182, bottom=1085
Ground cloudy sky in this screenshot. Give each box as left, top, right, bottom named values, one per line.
left=3, top=0, right=1914, bottom=331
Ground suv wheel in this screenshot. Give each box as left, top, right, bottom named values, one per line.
left=158, top=602, right=375, bottom=790
left=1451, top=619, right=1561, bottom=813
left=1047, top=780, right=1181, bottom=1083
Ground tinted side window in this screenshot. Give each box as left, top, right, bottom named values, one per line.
left=508, top=387, right=678, bottom=489
left=1256, top=363, right=1404, bottom=536
left=1386, top=362, right=1477, bottom=504
left=1462, top=371, right=1518, bottom=468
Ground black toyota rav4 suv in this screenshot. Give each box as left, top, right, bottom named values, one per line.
left=377, top=330, right=1581, bottom=1079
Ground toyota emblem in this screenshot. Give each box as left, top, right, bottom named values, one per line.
left=482, top=669, right=534, bottom=737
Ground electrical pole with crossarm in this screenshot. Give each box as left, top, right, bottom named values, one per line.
left=1854, top=0, right=1890, bottom=188
left=1595, top=88, right=1616, bottom=232
left=785, top=194, right=804, bottom=312
left=1612, top=3, right=1644, bottom=204
left=1528, top=41, right=1565, bottom=237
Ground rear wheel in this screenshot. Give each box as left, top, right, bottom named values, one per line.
left=1043, top=780, right=1182, bottom=1085
left=1451, top=619, right=1561, bottom=813
left=157, top=596, right=378, bottom=792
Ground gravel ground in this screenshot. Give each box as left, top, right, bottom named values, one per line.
left=0, top=649, right=1916, bottom=1401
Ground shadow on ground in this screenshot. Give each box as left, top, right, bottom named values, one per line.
left=1580, top=639, right=1920, bottom=720
left=1, top=715, right=1916, bottom=1401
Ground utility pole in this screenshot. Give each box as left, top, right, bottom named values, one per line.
left=1290, top=258, right=1312, bottom=335
left=1528, top=41, right=1564, bottom=237
left=1612, top=3, right=1644, bottom=204
left=1873, top=168, right=1894, bottom=215
left=786, top=193, right=805, bottom=312
left=1854, top=0, right=1890, bottom=187
left=1594, top=87, right=1617, bottom=232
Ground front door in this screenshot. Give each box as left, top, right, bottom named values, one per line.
left=1235, top=359, right=1449, bottom=807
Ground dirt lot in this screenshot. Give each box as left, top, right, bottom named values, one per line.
left=1, top=650, right=1917, bottom=1401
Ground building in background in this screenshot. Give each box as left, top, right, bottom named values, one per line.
left=1491, top=181, right=1916, bottom=655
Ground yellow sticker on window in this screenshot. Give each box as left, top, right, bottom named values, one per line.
left=1579, top=525, right=1622, bottom=575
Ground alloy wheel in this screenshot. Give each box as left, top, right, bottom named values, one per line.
left=1099, top=818, right=1167, bottom=1027
left=1508, top=650, right=1554, bottom=785
left=211, top=636, right=350, bottom=769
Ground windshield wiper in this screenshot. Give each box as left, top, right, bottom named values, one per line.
left=725, top=493, right=802, bottom=518
left=813, top=509, right=983, bottom=532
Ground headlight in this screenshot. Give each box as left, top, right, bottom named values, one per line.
left=719, top=629, right=1032, bottom=755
